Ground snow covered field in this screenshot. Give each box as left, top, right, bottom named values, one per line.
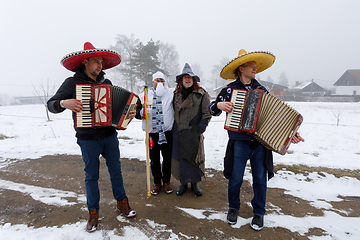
left=0, top=101, right=360, bottom=239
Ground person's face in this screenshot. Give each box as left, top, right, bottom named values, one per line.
left=153, top=78, right=165, bottom=89
left=239, top=61, right=257, bottom=80
left=182, top=75, right=194, bottom=89
left=83, top=57, right=104, bottom=79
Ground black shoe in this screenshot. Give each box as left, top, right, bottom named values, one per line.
left=176, top=183, right=187, bottom=195
left=226, top=208, right=238, bottom=225
left=191, top=183, right=203, bottom=196
left=250, top=214, right=264, bottom=231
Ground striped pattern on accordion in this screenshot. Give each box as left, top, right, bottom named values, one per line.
left=75, top=84, right=138, bottom=130
left=224, top=89, right=303, bottom=155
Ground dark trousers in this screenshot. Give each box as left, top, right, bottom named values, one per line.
left=149, top=130, right=173, bottom=185
left=228, top=140, right=267, bottom=216
left=77, top=132, right=126, bottom=211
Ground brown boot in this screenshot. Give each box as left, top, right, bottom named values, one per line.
left=86, top=209, right=99, bottom=233
left=116, top=198, right=136, bottom=218
left=151, top=183, right=162, bottom=195
left=163, top=182, right=173, bottom=194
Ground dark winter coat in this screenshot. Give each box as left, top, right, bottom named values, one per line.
left=172, top=87, right=211, bottom=167
left=209, top=78, right=274, bottom=180
left=47, top=68, right=116, bottom=140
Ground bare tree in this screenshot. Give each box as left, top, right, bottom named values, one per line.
left=332, top=108, right=344, bottom=126
left=209, top=57, right=230, bottom=93
left=157, top=42, right=180, bottom=88
left=109, top=34, right=141, bottom=92
left=32, top=78, right=55, bottom=121
left=190, top=63, right=204, bottom=80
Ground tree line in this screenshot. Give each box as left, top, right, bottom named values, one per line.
left=25, top=33, right=290, bottom=115
left=107, top=34, right=179, bottom=93
left=106, top=34, right=289, bottom=95
left=107, top=34, right=233, bottom=95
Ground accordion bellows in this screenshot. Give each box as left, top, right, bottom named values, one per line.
left=225, top=89, right=303, bottom=155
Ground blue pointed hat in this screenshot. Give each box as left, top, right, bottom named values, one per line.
left=176, top=63, right=200, bottom=83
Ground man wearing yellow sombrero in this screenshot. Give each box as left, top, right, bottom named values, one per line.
left=209, top=49, right=304, bottom=230
left=47, top=42, right=137, bottom=233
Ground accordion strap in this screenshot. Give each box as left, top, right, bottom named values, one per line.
left=77, top=77, right=108, bottom=85
left=227, top=85, right=262, bottom=91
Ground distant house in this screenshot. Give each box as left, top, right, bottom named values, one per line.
left=258, top=80, right=287, bottom=96
left=289, top=81, right=327, bottom=96
left=334, top=69, right=360, bottom=95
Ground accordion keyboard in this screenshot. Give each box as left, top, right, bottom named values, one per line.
left=76, top=85, right=92, bottom=127
left=225, top=90, right=246, bottom=130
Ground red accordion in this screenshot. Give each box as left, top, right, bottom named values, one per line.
left=75, top=84, right=138, bottom=130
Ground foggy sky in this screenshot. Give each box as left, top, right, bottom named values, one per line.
left=1, top=0, right=359, bottom=97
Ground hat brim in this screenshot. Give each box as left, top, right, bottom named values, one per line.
left=176, top=73, right=200, bottom=83
left=220, top=51, right=275, bottom=80
left=61, top=49, right=121, bottom=72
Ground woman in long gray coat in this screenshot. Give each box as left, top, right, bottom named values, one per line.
left=172, top=63, right=211, bottom=196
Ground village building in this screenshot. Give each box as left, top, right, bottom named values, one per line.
left=288, top=80, right=327, bottom=96
left=258, top=80, right=287, bottom=96
left=333, top=69, right=360, bottom=95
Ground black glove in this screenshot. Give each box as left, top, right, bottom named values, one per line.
left=198, top=120, right=208, bottom=134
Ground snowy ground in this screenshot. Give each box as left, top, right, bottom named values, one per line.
left=0, top=101, right=360, bottom=239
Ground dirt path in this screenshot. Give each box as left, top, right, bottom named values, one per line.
left=1, top=155, right=358, bottom=239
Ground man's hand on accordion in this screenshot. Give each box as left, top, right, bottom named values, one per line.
left=291, top=132, right=304, bottom=144
left=63, top=99, right=83, bottom=113
left=128, top=110, right=136, bottom=120
left=217, top=102, right=234, bottom=113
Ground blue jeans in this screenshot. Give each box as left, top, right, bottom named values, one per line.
left=77, top=132, right=127, bottom=211
left=228, top=140, right=267, bottom=216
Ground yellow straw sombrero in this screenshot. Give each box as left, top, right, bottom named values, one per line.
left=220, top=49, right=275, bottom=80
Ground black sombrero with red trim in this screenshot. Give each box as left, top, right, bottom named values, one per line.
left=61, top=42, right=121, bottom=72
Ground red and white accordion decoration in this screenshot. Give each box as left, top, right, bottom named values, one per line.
left=225, top=89, right=303, bottom=155
left=75, top=84, right=138, bottom=130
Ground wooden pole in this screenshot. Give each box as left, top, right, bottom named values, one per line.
left=144, top=86, right=151, bottom=197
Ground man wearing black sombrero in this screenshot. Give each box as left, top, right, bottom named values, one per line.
left=47, top=42, right=137, bottom=233
left=209, top=49, right=304, bottom=230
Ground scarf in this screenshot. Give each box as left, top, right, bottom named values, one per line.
left=152, top=89, right=167, bottom=144
left=181, top=85, right=194, bottom=100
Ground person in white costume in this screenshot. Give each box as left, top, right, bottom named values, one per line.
left=136, top=71, right=175, bottom=195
